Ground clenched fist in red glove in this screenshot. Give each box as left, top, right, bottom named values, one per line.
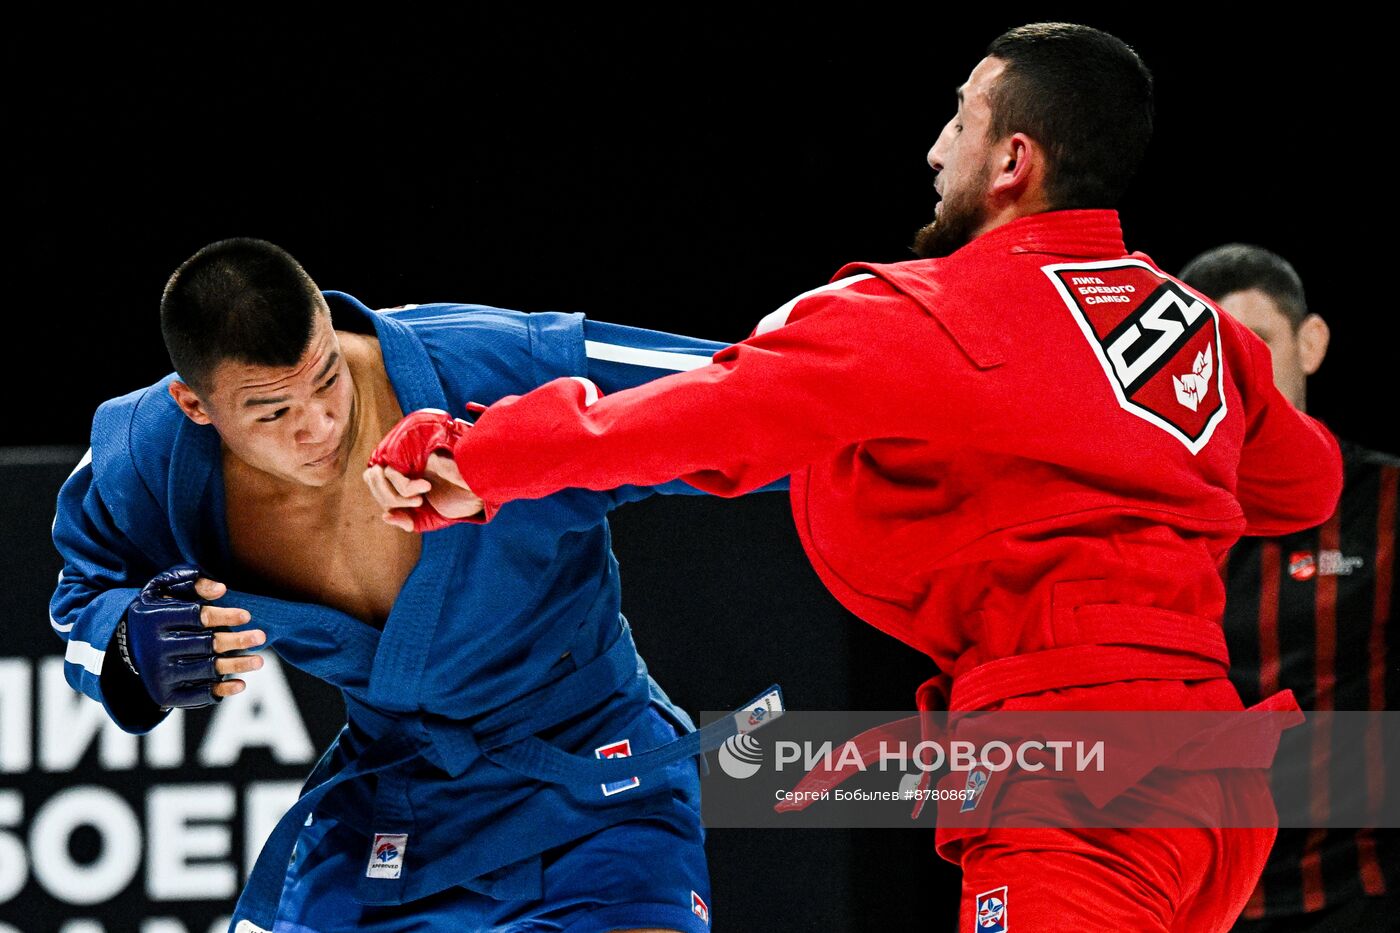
left=364, top=408, right=485, bottom=532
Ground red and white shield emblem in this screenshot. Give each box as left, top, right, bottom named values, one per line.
left=1044, top=259, right=1227, bottom=454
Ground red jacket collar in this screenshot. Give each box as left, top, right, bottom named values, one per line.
left=960, top=208, right=1126, bottom=258
left=830, top=210, right=1129, bottom=371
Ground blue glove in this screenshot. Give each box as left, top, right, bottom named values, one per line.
left=116, top=564, right=222, bottom=709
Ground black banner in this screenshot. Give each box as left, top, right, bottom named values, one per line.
left=0, top=450, right=344, bottom=932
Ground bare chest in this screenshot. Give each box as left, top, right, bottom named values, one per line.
left=225, top=478, right=421, bottom=629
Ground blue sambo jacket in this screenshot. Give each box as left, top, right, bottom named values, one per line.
left=49, top=292, right=784, bottom=931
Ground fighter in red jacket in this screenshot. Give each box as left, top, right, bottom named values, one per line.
left=366, top=24, right=1341, bottom=933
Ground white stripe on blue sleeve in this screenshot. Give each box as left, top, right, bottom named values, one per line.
left=583, top=341, right=713, bottom=372
left=581, top=319, right=726, bottom=394
left=50, top=570, right=74, bottom=633
left=65, top=638, right=106, bottom=676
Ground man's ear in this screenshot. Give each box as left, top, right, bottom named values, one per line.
left=1297, top=313, right=1330, bottom=376
left=989, top=132, right=1044, bottom=205
left=168, top=380, right=213, bottom=425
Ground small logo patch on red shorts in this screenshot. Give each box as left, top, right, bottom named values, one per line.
left=976, top=886, right=1008, bottom=931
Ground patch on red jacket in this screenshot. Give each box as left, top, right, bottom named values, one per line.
left=1043, top=259, right=1227, bottom=454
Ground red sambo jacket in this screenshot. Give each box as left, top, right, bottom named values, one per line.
left=454, top=210, right=1342, bottom=715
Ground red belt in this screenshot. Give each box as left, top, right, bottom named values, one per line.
left=776, top=605, right=1249, bottom=817
left=941, top=604, right=1231, bottom=712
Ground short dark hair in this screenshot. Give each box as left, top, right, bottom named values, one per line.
left=160, top=238, right=327, bottom=392
left=1179, top=244, right=1308, bottom=328
left=985, top=23, right=1154, bottom=210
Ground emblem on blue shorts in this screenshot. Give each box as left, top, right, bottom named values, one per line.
left=975, top=886, right=1007, bottom=931
left=366, top=833, right=409, bottom=880
left=960, top=767, right=990, bottom=813
left=691, top=890, right=710, bottom=924
left=595, top=739, right=641, bottom=796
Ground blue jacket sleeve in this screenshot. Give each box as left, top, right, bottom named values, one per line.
left=49, top=450, right=168, bottom=733
left=581, top=318, right=789, bottom=507
left=581, top=318, right=727, bottom=395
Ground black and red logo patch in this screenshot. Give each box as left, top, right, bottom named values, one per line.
left=1044, top=259, right=1227, bottom=454
left=1288, top=551, right=1317, bottom=581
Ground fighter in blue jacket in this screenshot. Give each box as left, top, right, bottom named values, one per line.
left=49, top=238, right=782, bottom=933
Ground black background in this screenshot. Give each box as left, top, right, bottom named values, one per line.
left=9, top=8, right=1392, bottom=454
left=6, top=7, right=1388, bottom=931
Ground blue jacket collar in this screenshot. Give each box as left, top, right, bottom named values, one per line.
left=165, top=291, right=463, bottom=712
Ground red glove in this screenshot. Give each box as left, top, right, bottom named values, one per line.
left=368, top=408, right=473, bottom=532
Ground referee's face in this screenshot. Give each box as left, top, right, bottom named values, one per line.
left=1217, top=289, right=1325, bottom=411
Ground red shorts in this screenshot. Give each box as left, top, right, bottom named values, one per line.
left=941, top=769, right=1277, bottom=932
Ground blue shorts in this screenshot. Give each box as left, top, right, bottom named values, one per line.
left=272, top=788, right=712, bottom=933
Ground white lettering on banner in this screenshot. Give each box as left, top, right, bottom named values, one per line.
left=0, top=790, right=27, bottom=904
left=0, top=660, right=31, bottom=773
left=13, top=782, right=297, bottom=906
left=244, top=781, right=302, bottom=881
left=2, top=656, right=319, bottom=772
left=40, top=657, right=138, bottom=771
left=2, top=657, right=178, bottom=772
left=140, top=921, right=196, bottom=933
left=146, top=784, right=237, bottom=900
left=47, top=920, right=231, bottom=933
left=30, top=786, right=142, bottom=904
left=199, top=655, right=314, bottom=767
left=1079, top=741, right=1106, bottom=772
left=141, top=918, right=233, bottom=933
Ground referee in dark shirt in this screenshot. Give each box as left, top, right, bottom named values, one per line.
left=1182, top=244, right=1397, bottom=932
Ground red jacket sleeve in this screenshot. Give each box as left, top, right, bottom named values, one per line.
left=452, top=278, right=968, bottom=517
left=1227, top=315, right=1343, bottom=535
